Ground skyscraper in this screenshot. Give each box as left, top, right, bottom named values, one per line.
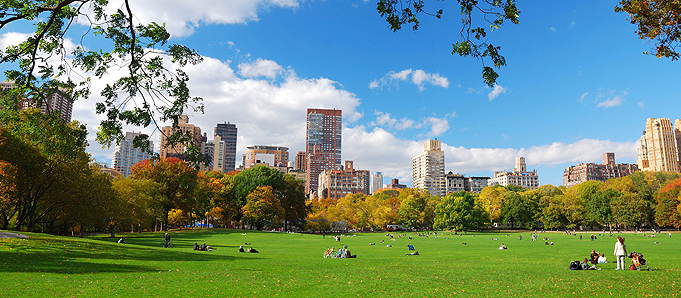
left=112, top=131, right=154, bottom=177
left=214, top=122, right=237, bottom=172
left=159, top=115, right=202, bottom=160
left=370, top=172, right=383, bottom=194
left=305, top=108, right=342, bottom=197
left=1, top=80, right=73, bottom=122
left=637, top=118, right=680, bottom=173
left=412, top=140, right=445, bottom=197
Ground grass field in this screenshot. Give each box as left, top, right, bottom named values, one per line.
left=1, top=229, right=679, bottom=297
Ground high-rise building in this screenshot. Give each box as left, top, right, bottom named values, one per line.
left=214, top=122, right=237, bottom=172
left=563, top=153, right=639, bottom=187
left=112, top=131, right=154, bottom=177
left=159, top=115, right=202, bottom=160
left=370, top=172, right=384, bottom=194
left=1, top=80, right=73, bottom=122
left=488, top=157, right=539, bottom=189
left=317, top=161, right=370, bottom=198
left=637, top=118, right=680, bottom=173
left=305, top=108, right=342, bottom=197
left=642, top=118, right=679, bottom=172
left=412, top=140, right=446, bottom=197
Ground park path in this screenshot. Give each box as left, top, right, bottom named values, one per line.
left=0, top=232, right=29, bottom=239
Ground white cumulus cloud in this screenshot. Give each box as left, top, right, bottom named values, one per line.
left=238, top=58, right=283, bottom=79
left=370, top=69, right=449, bottom=91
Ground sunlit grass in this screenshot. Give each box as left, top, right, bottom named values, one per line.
left=1, top=229, right=679, bottom=297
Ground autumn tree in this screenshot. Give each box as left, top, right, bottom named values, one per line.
left=241, top=186, right=284, bottom=230
left=132, top=157, right=198, bottom=230
left=655, top=178, right=681, bottom=228
left=616, top=0, right=681, bottom=60
left=112, top=177, right=163, bottom=232
left=397, top=188, right=437, bottom=229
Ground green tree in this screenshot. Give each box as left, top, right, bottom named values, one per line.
left=112, top=177, right=163, bottom=232
left=584, top=188, right=618, bottom=230
left=0, top=110, right=89, bottom=231
left=0, top=0, right=204, bottom=163
left=279, top=174, right=307, bottom=230
left=500, top=191, right=530, bottom=229
left=377, top=0, right=519, bottom=86
left=611, top=192, right=649, bottom=228
left=397, top=188, right=437, bottom=229
left=433, top=191, right=482, bottom=232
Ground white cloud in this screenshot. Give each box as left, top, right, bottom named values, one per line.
left=596, top=95, right=623, bottom=108
left=238, top=58, right=283, bottom=79
left=444, top=139, right=637, bottom=174
left=638, top=101, right=645, bottom=108
left=550, top=27, right=557, bottom=32
left=579, top=92, right=588, bottom=102
left=488, top=84, right=507, bottom=101
left=370, top=69, right=449, bottom=91
left=425, top=117, right=449, bottom=137
left=369, top=111, right=449, bottom=136
left=87, top=0, right=300, bottom=37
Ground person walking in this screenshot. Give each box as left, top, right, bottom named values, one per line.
left=614, top=236, right=627, bottom=270
left=164, top=233, right=171, bottom=248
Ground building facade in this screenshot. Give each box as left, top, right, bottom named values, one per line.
left=445, top=172, right=489, bottom=194
left=317, top=161, right=370, bottom=199
left=412, top=140, right=446, bottom=197
left=488, top=157, right=539, bottom=189
left=295, top=151, right=306, bottom=171
left=2, top=80, right=73, bottom=122
left=305, top=108, right=342, bottom=197
left=159, top=115, right=202, bottom=160
left=111, top=131, right=154, bottom=177
left=370, top=172, right=384, bottom=194
left=243, top=145, right=289, bottom=170
left=637, top=118, right=680, bottom=173
left=563, top=153, right=639, bottom=187
left=214, top=122, right=237, bottom=172
left=385, top=178, right=407, bottom=190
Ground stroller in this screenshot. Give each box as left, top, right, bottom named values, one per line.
left=627, top=251, right=650, bottom=271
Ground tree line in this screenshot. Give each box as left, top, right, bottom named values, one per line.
left=307, top=171, right=681, bottom=232
left=0, top=110, right=307, bottom=235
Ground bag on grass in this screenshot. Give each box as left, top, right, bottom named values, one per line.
left=569, top=260, right=581, bottom=270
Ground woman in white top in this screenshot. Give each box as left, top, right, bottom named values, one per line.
left=613, top=236, right=627, bottom=270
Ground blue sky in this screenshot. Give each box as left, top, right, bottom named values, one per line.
left=2, top=0, right=680, bottom=187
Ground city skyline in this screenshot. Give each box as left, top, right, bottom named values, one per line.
left=2, top=1, right=679, bottom=186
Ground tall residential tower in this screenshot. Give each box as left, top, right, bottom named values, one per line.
left=111, top=131, right=154, bottom=177
left=637, top=118, right=680, bottom=173
left=214, top=122, right=237, bottom=172
left=305, top=108, right=342, bottom=197
left=412, top=140, right=445, bottom=197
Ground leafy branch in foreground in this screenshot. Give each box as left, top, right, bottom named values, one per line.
left=376, top=0, right=520, bottom=87
left=616, top=0, right=681, bottom=60
left=0, top=0, right=205, bottom=164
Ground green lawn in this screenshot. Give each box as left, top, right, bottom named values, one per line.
left=1, top=229, right=679, bottom=297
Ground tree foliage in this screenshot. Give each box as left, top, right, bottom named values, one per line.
left=377, top=0, right=520, bottom=87
left=616, top=0, right=681, bottom=60
left=0, top=0, right=204, bottom=163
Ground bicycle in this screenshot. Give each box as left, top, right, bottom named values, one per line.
left=161, top=241, right=174, bottom=248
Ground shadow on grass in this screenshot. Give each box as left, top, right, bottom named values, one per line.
left=0, top=230, right=261, bottom=275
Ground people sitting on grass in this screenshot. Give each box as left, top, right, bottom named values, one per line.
left=598, top=253, right=607, bottom=263
left=407, top=244, right=415, bottom=250
left=194, top=243, right=199, bottom=250
left=238, top=245, right=245, bottom=253
left=498, top=243, right=507, bottom=250
left=590, top=250, right=599, bottom=265
left=117, top=237, right=126, bottom=244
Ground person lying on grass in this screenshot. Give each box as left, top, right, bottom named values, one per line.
left=498, top=244, right=507, bottom=250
